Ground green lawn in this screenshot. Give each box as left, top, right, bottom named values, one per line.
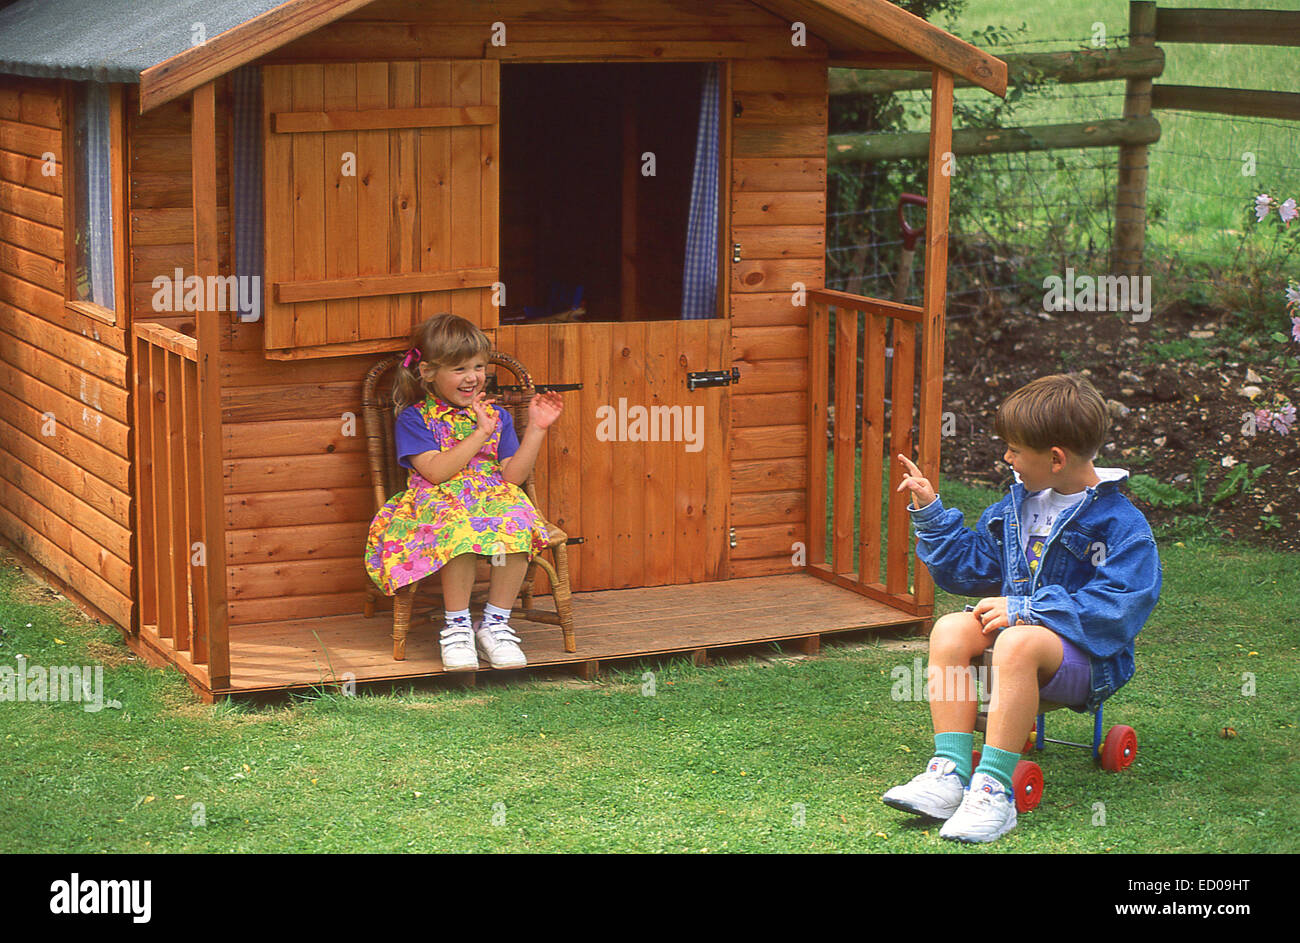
left=2, top=502, right=1296, bottom=853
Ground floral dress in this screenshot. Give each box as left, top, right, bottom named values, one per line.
left=364, top=394, right=550, bottom=596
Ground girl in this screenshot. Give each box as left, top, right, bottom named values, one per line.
left=364, top=313, right=563, bottom=671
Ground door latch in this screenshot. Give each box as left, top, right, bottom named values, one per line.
left=686, top=367, right=740, bottom=392
left=733, top=242, right=742, bottom=263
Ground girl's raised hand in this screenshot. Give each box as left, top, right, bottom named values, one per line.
left=528, top=390, right=565, bottom=430
left=470, top=391, right=499, bottom=436
left=896, top=453, right=936, bottom=509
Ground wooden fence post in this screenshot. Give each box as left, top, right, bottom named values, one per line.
left=1112, top=1, right=1158, bottom=275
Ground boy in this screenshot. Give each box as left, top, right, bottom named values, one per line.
left=882, top=373, right=1161, bottom=843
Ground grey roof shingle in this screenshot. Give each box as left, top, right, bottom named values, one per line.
left=0, top=0, right=284, bottom=82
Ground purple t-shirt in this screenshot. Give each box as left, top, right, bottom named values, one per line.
left=393, top=402, right=519, bottom=470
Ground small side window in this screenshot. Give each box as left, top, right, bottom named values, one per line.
left=64, top=82, right=119, bottom=324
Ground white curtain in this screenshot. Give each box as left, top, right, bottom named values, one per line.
left=80, top=82, right=115, bottom=308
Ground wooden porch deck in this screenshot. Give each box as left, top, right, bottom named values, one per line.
left=218, top=573, right=925, bottom=697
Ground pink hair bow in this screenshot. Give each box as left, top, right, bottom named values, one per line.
left=402, top=347, right=421, bottom=369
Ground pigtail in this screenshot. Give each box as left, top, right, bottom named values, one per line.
left=390, top=360, right=426, bottom=419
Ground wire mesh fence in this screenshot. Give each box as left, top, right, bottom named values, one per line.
left=826, top=30, right=1300, bottom=324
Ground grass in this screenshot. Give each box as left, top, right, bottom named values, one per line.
left=896, top=0, right=1300, bottom=275
left=2, top=505, right=1296, bottom=852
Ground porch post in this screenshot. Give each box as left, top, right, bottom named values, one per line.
left=914, top=68, right=954, bottom=623
left=192, top=80, right=230, bottom=687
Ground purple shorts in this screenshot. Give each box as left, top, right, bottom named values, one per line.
left=1037, top=634, right=1091, bottom=708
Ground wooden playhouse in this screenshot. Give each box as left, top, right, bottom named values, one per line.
left=0, top=0, right=1006, bottom=700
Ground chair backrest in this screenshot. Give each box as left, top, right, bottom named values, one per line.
left=361, top=350, right=541, bottom=513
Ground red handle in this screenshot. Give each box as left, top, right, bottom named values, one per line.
left=898, top=193, right=928, bottom=251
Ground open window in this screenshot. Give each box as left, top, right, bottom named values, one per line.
left=498, top=62, right=723, bottom=324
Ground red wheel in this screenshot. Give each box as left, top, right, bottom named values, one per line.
left=1100, top=724, right=1138, bottom=772
left=1011, top=760, right=1043, bottom=813
left=971, top=749, right=981, bottom=770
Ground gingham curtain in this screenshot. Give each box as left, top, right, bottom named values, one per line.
left=680, top=63, right=720, bottom=320
left=82, top=83, right=114, bottom=308
left=231, top=65, right=264, bottom=321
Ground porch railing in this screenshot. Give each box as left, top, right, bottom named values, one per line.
left=131, top=322, right=228, bottom=688
left=806, top=288, right=937, bottom=618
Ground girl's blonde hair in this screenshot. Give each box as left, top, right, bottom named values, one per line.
left=391, top=313, right=492, bottom=417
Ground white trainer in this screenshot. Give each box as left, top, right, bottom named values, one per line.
left=475, top=620, right=527, bottom=669
left=881, top=756, right=967, bottom=819
left=438, top=623, right=479, bottom=672
left=939, top=772, right=1018, bottom=843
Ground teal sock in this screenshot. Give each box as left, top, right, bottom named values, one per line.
left=974, top=745, right=1021, bottom=792
left=933, top=732, right=974, bottom=785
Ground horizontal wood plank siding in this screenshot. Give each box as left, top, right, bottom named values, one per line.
left=0, top=77, right=133, bottom=628
left=728, top=56, right=826, bottom=578
left=128, top=85, right=232, bottom=339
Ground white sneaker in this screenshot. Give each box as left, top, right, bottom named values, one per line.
left=939, top=772, right=1018, bottom=843
left=881, top=757, right=967, bottom=819
left=475, top=620, right=527, bottom=669
left=439, top=623, right=479, bottom=672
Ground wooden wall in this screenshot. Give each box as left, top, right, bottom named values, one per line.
left=0, top=76, right=133, bottom=628
left=214, top=0, right=829, bottom=625
left=727, top=57, right=827, bottom=579
left=127, top=83, right=232, bottom=337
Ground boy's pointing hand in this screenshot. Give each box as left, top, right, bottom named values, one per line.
left=896, top=454, right=936, bottom=509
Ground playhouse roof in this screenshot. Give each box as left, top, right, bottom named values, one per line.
left=0, top=0, right=1007, bottom=107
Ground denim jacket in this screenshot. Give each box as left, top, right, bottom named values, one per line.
left=907, top=467, right=1162, bottom=712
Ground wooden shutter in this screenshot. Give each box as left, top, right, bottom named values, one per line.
left=261, top=60, right=499, bottom=359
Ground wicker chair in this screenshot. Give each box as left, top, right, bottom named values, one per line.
left=361, top=350, right=576, bottom=661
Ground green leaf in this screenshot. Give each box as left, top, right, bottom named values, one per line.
left=1212, top=465, right=1247, bottom=504
left=1128, top=474, right=1193, bottom=508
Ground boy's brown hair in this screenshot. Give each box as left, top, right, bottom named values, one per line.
left=994, top=373, right=1110, bottom=461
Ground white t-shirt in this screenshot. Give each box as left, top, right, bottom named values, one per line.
left=1019, top=488, right=1085, bottom=575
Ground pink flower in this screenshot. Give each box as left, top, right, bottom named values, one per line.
left=1272, top=405, right=1296, bottom=435
left=1280, top=198, right=1299, bottom=224
left=1286, top=285, right=1300, bottom=308
left=1255, top=193, right=1274, bottom=222
left=1292, top=315, right=1300, bottom=343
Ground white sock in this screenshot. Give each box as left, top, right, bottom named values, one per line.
left=444, top=608, right=471, bottom=629
left=482, top=602, right=512, bottom=625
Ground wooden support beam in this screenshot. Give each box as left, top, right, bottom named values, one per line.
left=1151, top=84, right=1300, bottom=121
left=192, top=81, right=230, bottom=688
left=829, top=115, right=1161, bottom=164
left=1155, top=8, right=1300, bottom=46
left=271, top=105, right=498, bottom=133
left=912, top=68, right=955, bottom=614
left=830, top=45, right=1165, bottom=96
